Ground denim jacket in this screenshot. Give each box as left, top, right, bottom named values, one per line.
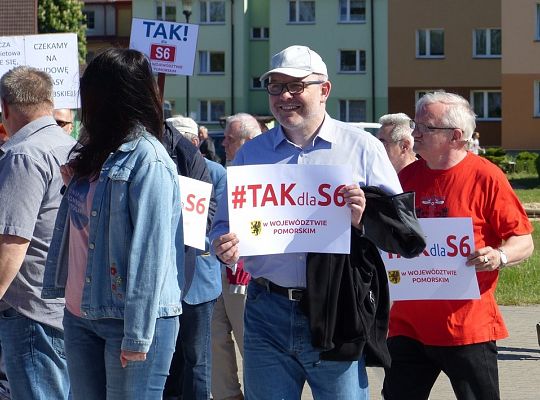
left=43, top=131, right=184, bottom=353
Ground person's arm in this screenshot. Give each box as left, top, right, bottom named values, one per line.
left=0, top=234, right=30, bottom=299
left=122, top=160, right=181, bottom=355
left=467, top=234, right=534, bottom=271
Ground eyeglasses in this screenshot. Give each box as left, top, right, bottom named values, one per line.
left=56, top=120, right=73, bottom=128
left=265, top=80, right=325, bottom=96
left=409, top=120, right=459, bottom=134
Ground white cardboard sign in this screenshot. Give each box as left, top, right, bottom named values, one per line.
left=227, top=164, right=354, bottom=256
left=130, top=18, right=199, bottom=76
left=178, top=175, right=212, bottom=250
left=0, top=33, right=79, bottom=110
left=381, top=217, right=480, bottom=301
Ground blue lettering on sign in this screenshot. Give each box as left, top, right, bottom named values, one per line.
left=142, top=21, right=189, bottom=41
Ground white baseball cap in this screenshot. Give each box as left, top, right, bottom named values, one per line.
left=166, top=116, right=198, bottom=136
left=259, top=45, right=328, bottom=82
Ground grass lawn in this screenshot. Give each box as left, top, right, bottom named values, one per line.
left=496, top=221, right=540, bottom=305
left=496, top=172, right=540, bottom=305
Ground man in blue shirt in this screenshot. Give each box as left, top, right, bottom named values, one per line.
left=0, top=66, right=73, bottom=399
left=210, top=45, right=401, bottom=399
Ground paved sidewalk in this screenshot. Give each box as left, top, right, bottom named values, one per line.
left=235, top=305, right=540, bottom=399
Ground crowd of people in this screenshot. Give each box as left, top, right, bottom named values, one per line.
left=0, top=44, right=533, bottom=400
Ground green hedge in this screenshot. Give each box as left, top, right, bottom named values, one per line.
left=481, top=149, right=539, bottom=174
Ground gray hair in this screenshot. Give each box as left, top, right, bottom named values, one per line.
left=0, top=66, right=54, bottom=115
left=378, top=113, right=413, bottom=142
left=225, top=113, right=262, bottom=139
left=416, top=91, right=476, bottom=141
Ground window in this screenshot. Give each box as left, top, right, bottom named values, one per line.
left=199, top=51, right=225, bottom=74
left=339, top=0, right=365, bottom=22
left=251, top=78, right=264, bottom=90
left=339, top=100, right=366, bottom=122
left=156, top=0, right=176, bottom=21
left=416, top=29, right=444, bottom=58
left=200, top=100, right=225, bottom=122
left=534, top=81, right=540, bottom=117
left=339, top=50, right=366, bottom=73
left=471, top=91, right=501, bottom=120
left=537, top=4, right=540, bottom=40
left=415, top=90, right=438, bottom=103
left=289, top=1, right=315, bottom=23
left=473, top=29, right=501, bottom=57
left=200, top=1, right=225, bottom=23
left=83, top=11, right=95, bottom=30
left=251, top=27, right=270, bottom=40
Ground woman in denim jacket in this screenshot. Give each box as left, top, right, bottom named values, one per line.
left=42, top=48, right=184, bottom=399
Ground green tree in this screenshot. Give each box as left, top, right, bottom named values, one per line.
left=38, top=0, right=87, bottom=63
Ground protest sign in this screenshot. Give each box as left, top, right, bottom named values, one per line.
left=382, top=217, right=480, bottom=300
left=0, top=33, right=79, bottom=109
left=227, top=164, right=353, bottom=256
left=178, top=175, right=212, bottom=250
left=130, top=18, right=199, bottom=76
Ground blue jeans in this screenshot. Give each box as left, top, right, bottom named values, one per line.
left=244, top=282, right=369, bottom=400
left=164, top=299, right=216, bottom=400
left=63, top=309, right=178, bottom=400
left=0, top=308, right=70, bottom=400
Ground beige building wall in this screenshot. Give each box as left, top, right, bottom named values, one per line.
left=388, top=0, right=502, bottom=145
left=501, top=0, right=540, bottom=150
left=389, top=0, right=500, bottom=88
left=502, top=74, right=540, bottom=149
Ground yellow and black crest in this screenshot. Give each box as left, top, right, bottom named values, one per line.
left=387, top=270, right=401, bottom=284
left=250, top=220, right=262, bottom=236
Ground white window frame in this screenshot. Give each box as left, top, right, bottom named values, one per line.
left=339, top=0, right=366, bottom=23
left=199, top=51, right=225, bottom=74
left=288, top=0, right=315, bottom=24
left=473, top=28, right=501, bottom=58
left=416, top=29, right=445, bottom=58
left=155, top=0, right=176, bottom=21
left=534, top=81, right=540, bottom=117
left=470, top=90, right=502, bottom=121
left=339, top=99, right=366, bottom=122
left=251, top=27, right=269, bottom=40
left=339, top=50, right=366, bottom=73
left=250, top=77, right=265, bottom=90
left=199, top=100, right=225, bottom=123
left=200, top=0, right=226, bottom=24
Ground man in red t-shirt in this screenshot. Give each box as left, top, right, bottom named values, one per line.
left=383, top=92, right=534, bottom=400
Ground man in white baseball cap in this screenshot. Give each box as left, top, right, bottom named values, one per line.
left=210, top=45, right=401, bottom=399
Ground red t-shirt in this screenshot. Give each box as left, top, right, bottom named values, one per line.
left=389, top=153, right=533, bottom=346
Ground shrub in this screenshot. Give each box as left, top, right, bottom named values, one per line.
left=481, top=148, right=508, bottom=171
left=515, top=152, right=539, bottom=174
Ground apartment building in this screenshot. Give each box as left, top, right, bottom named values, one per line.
left=132, top=0, right=388, bottom=130
left=83, top=0, right=133, bottom=63
left=0, top=0, right=37, bottom=36
left=388, top=0, right=502, bottom=146
left=501, top=0, right=540, bottom=150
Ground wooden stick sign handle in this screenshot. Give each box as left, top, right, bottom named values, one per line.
left=157, top=73, right=165, bottom=104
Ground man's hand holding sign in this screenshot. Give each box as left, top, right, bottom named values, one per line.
left=213, top=164, right=363, bottom=263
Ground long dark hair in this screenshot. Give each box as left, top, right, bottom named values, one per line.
left=70, top=48, right=163, bottom=178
